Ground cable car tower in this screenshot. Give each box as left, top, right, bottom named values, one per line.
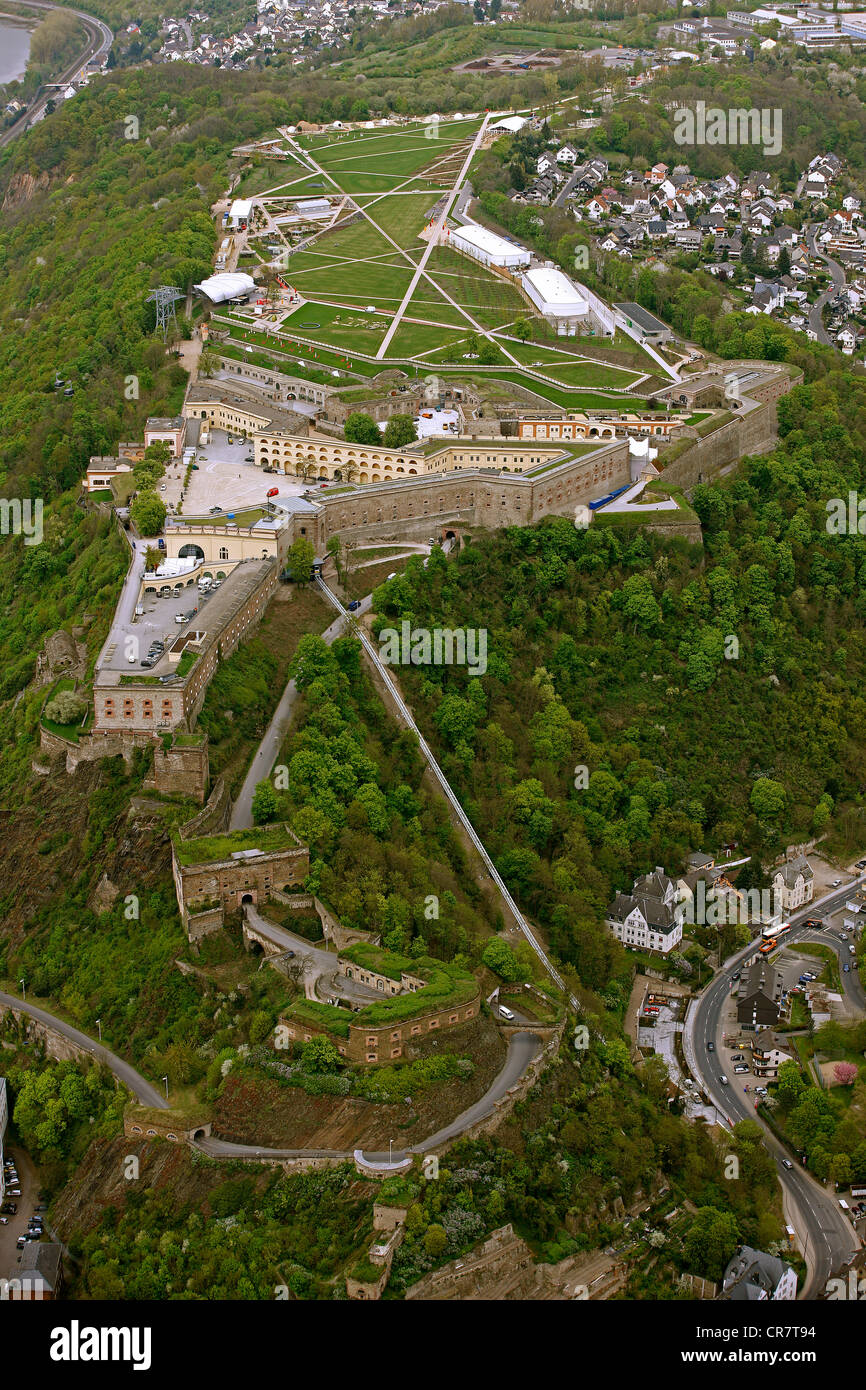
left=147, top=286, right=183, bottom=340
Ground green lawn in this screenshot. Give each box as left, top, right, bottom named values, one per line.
left=174, top=822, right=299, bottom=867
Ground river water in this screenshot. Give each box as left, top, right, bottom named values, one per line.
left=0, top=19, right=32, bottom=86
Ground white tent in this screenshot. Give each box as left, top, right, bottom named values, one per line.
left=194, top=272, right=256, bottom=303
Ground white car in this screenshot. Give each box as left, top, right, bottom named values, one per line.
left=498, top=1006, right=515, bottom=1021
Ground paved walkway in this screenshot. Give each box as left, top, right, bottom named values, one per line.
left=230, top=592, right=373, bottom=829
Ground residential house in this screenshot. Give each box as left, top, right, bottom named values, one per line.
left=675, top=227, right=702, bottom=252
left=751, top=1032, right=795, bottom=1078
left=721, top=1246, right=798, bottom=1301
left=2, top=1242, right=65, bottom=1301
left=770, top=854, right=814, bottom=912
left=606, top=867, right=685, bottom=954
left=737, top=960, right=785, bottom=1030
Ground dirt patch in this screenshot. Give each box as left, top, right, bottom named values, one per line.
left=213, top=1014, right=507, bottom=1150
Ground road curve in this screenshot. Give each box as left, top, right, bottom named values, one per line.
left=195, top=1030, right=541, bottom=1164
left=0, top=0, right=113, bottom=150
left=687, top=884, right=864, bottom=1295
left=0, top=988, right=542, bottom=1161
left=0, top=990, right=167, bottom=1109
left=806, top=225, right=845, bottom=347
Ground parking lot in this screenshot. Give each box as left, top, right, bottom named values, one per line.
left=0, top=1147, right=45, bottom=1277
left=102, top=577, right=203, bottom=674
left=165, top=430, right=308, bottom=517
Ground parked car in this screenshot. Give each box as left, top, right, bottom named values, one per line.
left=1, top=1204, right=17, bottom=1215
left=831, top=878, right=842, bottom=887
left=175, top=613, right=185, bottom=624
left=498, top=1006, right=515, bottom=1021
left=0, top=1217, right=8, bottom=1225
left=734, top=1064, right=749, bottom=1074
left=140, top=657, right=156, bottom=668
left=347, top=600, right=361, bottom=611
left=731, top=1053, right=745, bottom=1062
left=844, top=964, right=851, bottom=972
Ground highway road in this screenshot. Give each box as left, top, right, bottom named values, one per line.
left=0, top=0, right=112, bottom=150
left=686, top=881, right=865, bottom=1297
left=0, top=990, right=167, bottom=1109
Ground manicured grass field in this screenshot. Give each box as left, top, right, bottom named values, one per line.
left=356, top=191, right=437, bottom=245
left=424, top=245, right=528, bottom=328
left=386, top=319, right=470, bottom=357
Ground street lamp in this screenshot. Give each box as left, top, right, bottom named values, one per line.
left=19, top=978, right=25, bottom=1002
left=162, top=1075, right=169, bottom=1102
left=96, top=1018, right=102, bottom=1042
left=389, top=1139, right=393, bottom=1168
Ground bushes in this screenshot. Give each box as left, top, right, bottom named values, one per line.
left=43, top=689, right=87, bottom=725
left=481, top=937, right=528, bottom=983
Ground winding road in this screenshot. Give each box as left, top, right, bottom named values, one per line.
left=0, top=990, right=167, bottom=1109
left=806, top=225, right=845, bottom=346
left=0, top=987, right=540, bottom=1163
left=0, top=0, right=112, bottom=149
left=686, top=882, right=864, bottom=1296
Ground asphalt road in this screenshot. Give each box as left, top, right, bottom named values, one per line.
left=229, top=592, right=372, bottom=829
left=687, top=882, right=865, bottom=1296
left=806, top=225, right=845, bottom=346
left=0, top=991, right=167, bottom=1109
left=195, top=1029, right=541, bottom=1164
left=0, top=0, right=112, bottom=149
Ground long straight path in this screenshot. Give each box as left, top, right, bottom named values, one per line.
left=315, top=578, right=577, bottom=1011
left=282, top=125, right=526, bottom=371
left=375, top=113, right=489, bottom=359
left=230, top=593, right=373, bottom=829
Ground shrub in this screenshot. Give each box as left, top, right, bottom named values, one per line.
left=44, top=690, right=86, bottom=725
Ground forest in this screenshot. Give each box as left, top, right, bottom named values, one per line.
left=370, top=369, right=866, bottom=986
